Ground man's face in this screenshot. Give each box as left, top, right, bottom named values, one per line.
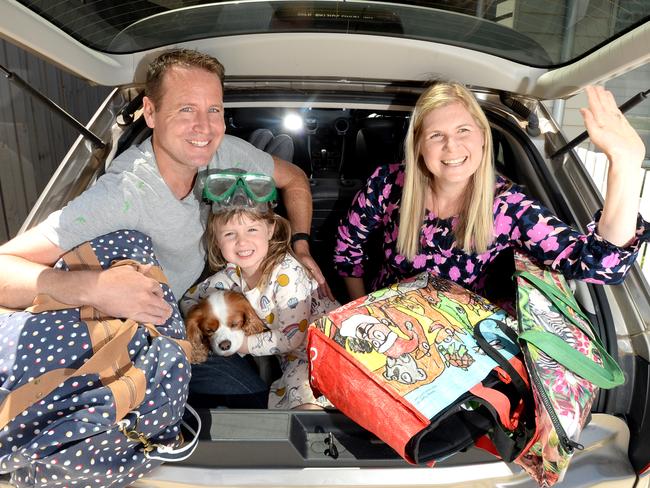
left=143, top=66, right=226, bottom=175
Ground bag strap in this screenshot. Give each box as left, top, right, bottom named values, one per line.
left=515, top=270, right=625, bottom=389
left=473, top=321, right=534, bottom=411
left=0, top=318, right=140, bottom=429
left=516, top=271, right=591, bottom=337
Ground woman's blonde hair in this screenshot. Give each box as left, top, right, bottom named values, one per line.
left=206, top=208, right=293, bottom=289
left=397, top=81, right=495, bottom=258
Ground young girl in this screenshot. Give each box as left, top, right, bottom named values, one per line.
left=181, top=169, right=339, bottom=409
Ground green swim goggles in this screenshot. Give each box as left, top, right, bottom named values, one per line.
left=203, top=169, right=277, bottom=213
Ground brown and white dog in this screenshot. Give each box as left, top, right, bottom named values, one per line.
left=184, top=290, right=266, bottom=363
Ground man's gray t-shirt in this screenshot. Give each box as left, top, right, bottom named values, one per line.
left=40, top=135, right=273, bottom=299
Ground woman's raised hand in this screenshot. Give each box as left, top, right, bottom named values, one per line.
left=581, top=85, right=646, bottom=247
left=580, top=85, right=645, bottom=171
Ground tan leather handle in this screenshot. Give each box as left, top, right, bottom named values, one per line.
left=0, top=319, right=140, bottom=430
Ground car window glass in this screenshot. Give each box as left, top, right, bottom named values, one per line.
left=16, top=0, right=650, bottom=67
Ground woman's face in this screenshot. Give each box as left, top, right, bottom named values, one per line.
left=419, top=101, right=485, bottom=190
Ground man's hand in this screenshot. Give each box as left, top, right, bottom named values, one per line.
left=293, top=241, right=334, bottom=300
left=88, top=265, right=173, bottom=325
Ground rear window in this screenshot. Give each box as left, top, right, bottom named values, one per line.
left=17, top=0, right=650, bottom=67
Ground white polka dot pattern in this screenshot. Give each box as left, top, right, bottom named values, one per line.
left=0, top=230, right=190, bottom=488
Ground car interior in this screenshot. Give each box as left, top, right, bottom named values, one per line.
left=95, top=88, right=637, bottom=468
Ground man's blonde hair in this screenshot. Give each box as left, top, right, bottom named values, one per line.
left=206, top=209, right=293, bottom=289
left=397, top=81, right=495, bottom=259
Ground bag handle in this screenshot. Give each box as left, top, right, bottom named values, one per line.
left=515, top=271, right=624, bottom=389
left=472, top=321, right=535, bottom=423
left=516, top=271, right=591, bottom=336
left=0, top=318, right=140, bottom=430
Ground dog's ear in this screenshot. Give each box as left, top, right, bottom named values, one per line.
left=230, top=293, right=265, bottom=335
left=184, top=302, right=210, bottom=364
left=243, top=302, right=265, bottom=335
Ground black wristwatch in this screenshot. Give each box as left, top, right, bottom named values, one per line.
left=291, top=232, right=310, bottom=245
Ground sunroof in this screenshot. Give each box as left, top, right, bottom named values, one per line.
left=16, top=0, right=650, bottom=67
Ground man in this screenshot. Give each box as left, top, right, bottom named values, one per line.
left=0, top=48, right=330, bottom=324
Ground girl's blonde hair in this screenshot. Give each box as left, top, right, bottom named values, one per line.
left=206, top=208, right=293, bottom=289
left=397, top=81, right=495, bottom=258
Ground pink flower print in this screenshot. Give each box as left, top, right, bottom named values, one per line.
left=413, top=254, right=427, bottom=268
left=573, top=328, right=595, bottom=357
left=335, top=240, right=348, bottom=252
left=449, top=266, right=461, bottom=281
left=476, top=253, right=488, bottom=264
left=506, top=192, right=525, bottom=204
left=358, top=193, right=366, bottom=207
left=337, top=226, right=350, bottom=241
left=385, top=202, right=399, bottom=215
left=349, top=211, right=362, bottom=228
left=396, top=169, right=405, bottom=186
left=527, top=218, right=555, bottom=243
left=583, top=277, right=604, bottom=284
left=382, top=184, right=392, bottom=199
left=423, top=225, right=434, bottom=242
left=511, top=226, right=521, bottom=241
left=601, top=253, right=620, bottom=269
left=540, top=236, right=560, bottom=252
left=433, top=254, right=446, bottom=265
left=494, top=213, right=513, bottom=237
left=465, top=261, right=475, bottom=274
left=395, top=254, right=405, bottom=265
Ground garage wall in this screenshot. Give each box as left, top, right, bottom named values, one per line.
left=0, top=39, right=110, bottom=244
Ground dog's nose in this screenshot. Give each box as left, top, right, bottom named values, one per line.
left=218, top=340, right=231, bottom=351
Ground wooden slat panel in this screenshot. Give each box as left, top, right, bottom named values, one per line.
left=0, top=42, right=29, bottom=239
left=0, top=39, right=110, bottom=245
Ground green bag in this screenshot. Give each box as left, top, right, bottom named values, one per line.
left=513, top=251, right=625, bottom=486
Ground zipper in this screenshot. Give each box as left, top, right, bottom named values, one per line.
left=523, top=345, right=584, bottom=454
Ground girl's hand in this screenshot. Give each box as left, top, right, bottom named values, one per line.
left=580, top=85, right=645, bottom=172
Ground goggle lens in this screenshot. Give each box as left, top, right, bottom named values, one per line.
left=203, top=171, right=278, bottom=212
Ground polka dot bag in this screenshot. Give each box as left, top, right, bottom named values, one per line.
left=0, top=230, right=199, bottom=488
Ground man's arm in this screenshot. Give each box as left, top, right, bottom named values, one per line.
left=272, top=157, right=334, bottom=300
left=0, top=225, right=172, bottom=324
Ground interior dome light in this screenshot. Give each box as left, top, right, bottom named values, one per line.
left=283, top=113, right=303, bottom=132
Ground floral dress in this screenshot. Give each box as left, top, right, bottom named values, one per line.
left=334, top=164, right=650, bottom=295
left=182, top=253, right=339, bottom=409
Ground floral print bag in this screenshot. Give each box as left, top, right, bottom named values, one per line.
left=512, top=251, right=625, bottom=486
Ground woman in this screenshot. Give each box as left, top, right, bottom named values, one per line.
left=333, top=82, right=648, bottom=300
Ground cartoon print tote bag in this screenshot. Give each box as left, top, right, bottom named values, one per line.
left=308, top=272, right=535, bottom=465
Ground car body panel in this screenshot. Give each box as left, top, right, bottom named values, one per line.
left=132, top=414, right=634, bottom=487
left=1, top=0, right=649, bottom=100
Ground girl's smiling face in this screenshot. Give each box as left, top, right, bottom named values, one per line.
left=216, top=213, right=274, bottom=285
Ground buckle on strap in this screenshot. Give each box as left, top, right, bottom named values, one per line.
left=118, top=404, right=202, bottom=462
